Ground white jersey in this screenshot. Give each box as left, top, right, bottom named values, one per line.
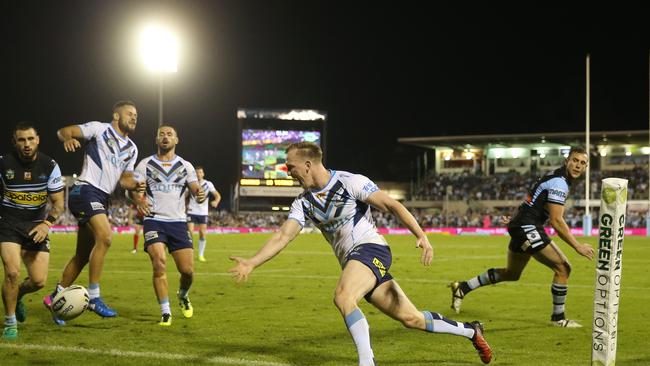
left=76, top=121, right=138, bottom=194
left=135, top=155, right=198, bottom=222
left=288, top=170, right=387, bottom=266
left=187, top=179, right=216, bottom=216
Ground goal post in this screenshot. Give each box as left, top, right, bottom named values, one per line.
left=592, top=178, right=628, bottom=366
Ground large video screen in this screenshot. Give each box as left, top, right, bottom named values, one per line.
left=242, top=129, right=321, bottom=179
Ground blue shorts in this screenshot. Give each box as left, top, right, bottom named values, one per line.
left=143, top=220, right=193, bottom=253
left=68, top=184, right=110, bottom=225
left=345, top=244, right=393, bottom=302
left=187, top=214, right=208, bottom=225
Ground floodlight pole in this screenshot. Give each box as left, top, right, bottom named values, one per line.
left=584, top=54, right=592, bottom=236
left=158, top=74, right=164, bottom=127
left=647, top=51, right=650, bottom=236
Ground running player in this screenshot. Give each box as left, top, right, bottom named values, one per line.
left=229, top=142, right=492, bottom=365
left=132, top=125, right=205, bottom=326
left=186, top=166, right=220, bottom=262
left=1, top=123, right=64, bottom=340
left=43, top=100, right=143, bottom=323
left=449, top=147, right=594, bottom=327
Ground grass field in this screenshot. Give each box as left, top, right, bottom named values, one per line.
left=2, top=232, right=649, bottom=365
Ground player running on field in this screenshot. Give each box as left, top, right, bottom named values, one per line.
left=449, top=146, right=595, bottom=328
left=229, top=142, right=492, bottom=365
left=43, top=100, right=144, bottom=323
left=132, top=125, right=205, bottom=326
left=186, top=166, right=220, bottom=262
left=1, top=123, right=64, bottom=340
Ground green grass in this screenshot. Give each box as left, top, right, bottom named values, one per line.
left=2, top=233, right=650, bottom=365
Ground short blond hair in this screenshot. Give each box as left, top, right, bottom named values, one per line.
left=286, top=141, right=323, bottom=162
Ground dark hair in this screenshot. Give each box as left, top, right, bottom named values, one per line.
left=568, top=146, right=587, bottom=157
left=285, top=141, right=323, bottom=162
left=112, top=100, right=137, bottom=113
left=13, top=121, right=38, bottom=136
left=195, top=165, right=204, bottom=171
left=157, top=124, right=178, bottom=135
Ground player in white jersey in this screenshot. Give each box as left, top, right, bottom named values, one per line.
left=43, top=101, right=144, bottom=323
left=229, top=142, right=492, bottom=365
left=449, top=147, right=594, bottom=328
left=132, top=125, right=205, bottom=326
left=186, top=166, right=221, bottom=262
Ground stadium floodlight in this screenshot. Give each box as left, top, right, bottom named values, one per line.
left=140, top=25, right=178, bottom=126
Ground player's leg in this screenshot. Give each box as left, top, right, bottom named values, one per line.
left=85, top=214, right=117, bottom=317
left=334, top=260, right=378, bottom=366
left=170, top=248, right=194, bottom=318
left=147, top=242, right=172, bottom=325
left=197, top=223, right=207, bottom=262
left=450, top=234, right=532, bottom=313
left=17, top=248, right=50, bottom=323
left=369, top=280, right=491, bottom=364
left=532, top=241, right=578, bottom=327
left=132, top=224, right=141, bottom=253
left=1, top=242, right=22, bottom=339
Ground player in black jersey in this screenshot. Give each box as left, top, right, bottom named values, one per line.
left=0, top=123, right=64, bottom=340
left=449, top=147, right=595, bottom=327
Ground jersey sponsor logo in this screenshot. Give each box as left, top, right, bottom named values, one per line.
left=90, top=201, right=105, bottom=211
left=362, top=181, right=379, bottom=194
left=3, top=190, right=47, bottom=206
left=548, top=188, right=567, bottom=199
left=145, top=230, right=159, bottom=241
left=150, top=182, right=185, bottom=193
left=51, top=176, right=62, bottom=184
left=6, top=169, right=14, bottom=180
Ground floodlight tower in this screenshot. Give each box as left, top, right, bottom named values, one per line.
left=141, top=25, right=178, bottom=126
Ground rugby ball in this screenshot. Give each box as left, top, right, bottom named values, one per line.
left=51, top=285, right=90, bottom=320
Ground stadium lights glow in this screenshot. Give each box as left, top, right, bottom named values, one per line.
left=141, top=25, right=178, bottom=72
left=600, top=150, right=607, bottom=157
left=625, top=150, right=632, bottom=156
left=641, top=147, right=650, bottom=154
left=539, top=153, right=546, bottom=159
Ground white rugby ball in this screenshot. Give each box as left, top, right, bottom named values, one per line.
left=51, top=285, right=90, bottom=320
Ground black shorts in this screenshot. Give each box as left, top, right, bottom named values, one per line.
left=143, top=220, right=194, bottom=253
left=0, top=219, right=50, bottom=252
left=508, top=224, right=551, bottom=254
left=345, top=244, right=394, bottom=302
left=68, top=184, right=111, bottom=225
left=187, top=214, right=208, bottom=225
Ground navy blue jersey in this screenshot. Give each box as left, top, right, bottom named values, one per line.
left=509, top=167, right=571, bottom=227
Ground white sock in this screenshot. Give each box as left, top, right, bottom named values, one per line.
left=344, top=308, right=374, bottom=366
left=160, top=298, right=171, bottom=315
left=422, top=311, right=475, bottom=338
left=88, top=283, right=100, bottom=300
left=198, top=238, right=206, bottom=257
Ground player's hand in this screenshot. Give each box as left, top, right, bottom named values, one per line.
left=196, top=188, right=206, bottom=203
left=416, top=235, right=433, bottom=266
left=576, top=242, right=595, bottom=260
left=135, top=181, right=146, bottom=194
left=210, top=200, right=219, bottom=208
left=136, top=199, right=151, bottom=216
left=29, top=223, right=50, bottom=243
left=62, top=138, right=81, bottom=152
left=228, top=256, right=255, bottom=283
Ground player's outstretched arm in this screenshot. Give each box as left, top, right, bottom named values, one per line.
left=30, top=190, right=64, bottom=243
left=119, top=171, right=146, bottom=192
left=57, top=125, right=83, bottom=152
left=366, top=190, right=433, bottom=266
left=228, top=218, right=302, bottom=282
left=547, top=203, right=595, bottom=260
left=188, top=181, right=206, bottom=203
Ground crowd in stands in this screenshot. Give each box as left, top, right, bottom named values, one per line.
left=413, top=167, right=649, bottom=201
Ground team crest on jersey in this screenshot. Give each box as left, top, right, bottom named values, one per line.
left=24, top=172, right=32, bottom=180
left=106, top=139, right=116, bottom=148
left=5, top=169, right=14, bottom=180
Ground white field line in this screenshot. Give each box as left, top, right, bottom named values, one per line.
left=0, top=343, right=293, bottom=366
left=101, top=269, right=650, bottom=291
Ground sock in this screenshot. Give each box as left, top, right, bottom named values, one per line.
left=159, top=298, right=171, bottom=315
left=4, top=315, right=17, bottom=327
left=198, top=238, right=206, bottom=257
left=133, top=234, right=139, bottom=249
left=422, top=311, right=475, bottom=339
left=551, top=283, right=568, bottom=318
left=462, top=268, right=502, bottom=295
left=50, top=283, right=65, bottom=298
left=88, top=283, right=100, bottom=300
left=344, top=308, right=374, bottom=366
left=178, top=288, right=190, bottom=299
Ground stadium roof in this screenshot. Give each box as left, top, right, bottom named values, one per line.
left=398, top=130, right=649, bottom=150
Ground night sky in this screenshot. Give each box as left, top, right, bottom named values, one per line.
left=3, top=2, right=648, bottom=202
